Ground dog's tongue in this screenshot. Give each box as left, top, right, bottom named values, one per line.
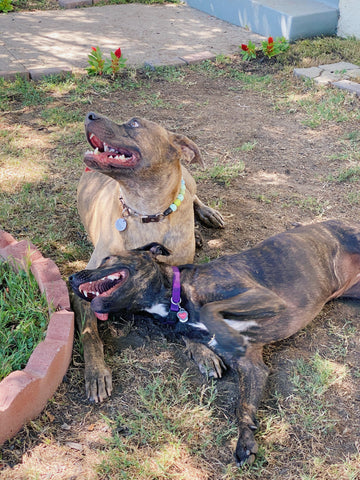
left=94, top=312, right=109, bottom=321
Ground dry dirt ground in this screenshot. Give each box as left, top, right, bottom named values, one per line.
left=1, top=57, right=360, bottom=479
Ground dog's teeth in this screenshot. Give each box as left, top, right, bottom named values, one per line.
left=104, top=144, right=109, bottom=152
left=83, top=291, right=88, bottom=298
left=107, top=274, right=120, bottom=280
left=94, top=147, right=99, bottom=154
left=95, top=291, right=99, bottom=296
left=109, top=148, right=116, bottom=153
left=90, top=133, right=95, bottom=140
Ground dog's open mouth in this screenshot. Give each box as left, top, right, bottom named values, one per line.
left=84, top=132, right=138, bottom=168
left=78, top=269, right=129, bottom=321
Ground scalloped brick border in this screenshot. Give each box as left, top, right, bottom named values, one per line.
left=0, top=230, right=74, bottom=445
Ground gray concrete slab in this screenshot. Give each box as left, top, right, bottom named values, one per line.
left=333, top=79, right=360, bottom=97
left=294, top=62, right=360, bottom=96
left=0, top=3, right=264, bottom=79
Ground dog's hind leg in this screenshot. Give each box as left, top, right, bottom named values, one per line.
left=234, top=346, right=269, bottom=466
left=198, top=288, right=287, bottom=356
left=193, top=195, right=225, bottom=228
left=71, top=294, right=112, bottom=403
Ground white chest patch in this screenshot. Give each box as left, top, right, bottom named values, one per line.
left=223, top=319, right=259, bottom=332
left=145, top=303, right=168, bottom=318
left=188, top=322, right=209, bottom=332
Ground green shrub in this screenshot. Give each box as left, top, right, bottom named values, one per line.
left=0, top=0, right=13, bottom=12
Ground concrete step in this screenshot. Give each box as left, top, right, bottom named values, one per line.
left=185, top=0, right=339, bottom=41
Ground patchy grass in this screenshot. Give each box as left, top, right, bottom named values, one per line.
left=10, top=0, right=179, bottom=11
left=287, top=36, right=360, bottom=68
left=0, top=261, right=48, bottom=381
left=96, top=371, right=235, bottom=479
left=195, top=158, right=246, bottom=187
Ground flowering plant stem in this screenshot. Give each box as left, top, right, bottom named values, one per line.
left=86, top=46, right=127, bottom=77
left=240, top=36, right=289, bottom=61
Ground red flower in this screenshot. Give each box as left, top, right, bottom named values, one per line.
left=268, top=37, right=274, bottom=44
left=114, top=47, right=122, bottom=59
left=241, top=44, right=249, bottom=51
left=91, top=46, right=97, bottom=51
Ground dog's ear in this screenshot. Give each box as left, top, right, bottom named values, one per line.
left=136, top=242, right=172, bottom=258
left=172, top=133, right=205, bottom=168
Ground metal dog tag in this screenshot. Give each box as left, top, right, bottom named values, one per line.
left=177, top=308, right=189, bottom=323
left=115, top=218, right=127, bottom=232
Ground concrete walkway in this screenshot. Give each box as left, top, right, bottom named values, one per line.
left=0, top=3, right=264, bottom=80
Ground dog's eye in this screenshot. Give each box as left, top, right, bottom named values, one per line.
left=128, top=119, right=140, bottom=128
left=100, top=256, right=111, bottom=265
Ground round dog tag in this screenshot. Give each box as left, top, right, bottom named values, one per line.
left=115, top=217, right=127, bottom=232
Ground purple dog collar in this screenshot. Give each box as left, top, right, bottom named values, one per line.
left=170, top=266, right=189, bottom=323
left=170, top=266, right=181, bottom=311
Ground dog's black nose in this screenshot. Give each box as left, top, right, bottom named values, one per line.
left=86, top=111, right=100, bottom=122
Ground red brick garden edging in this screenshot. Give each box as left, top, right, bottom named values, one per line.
left=0, top=230, right=74, bottom=445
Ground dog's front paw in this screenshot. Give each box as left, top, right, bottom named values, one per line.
left=85, top=364, right=112, bottom=403
left=234, top=424, right=259, bottom=467
left=184, top=338, right=226, bottom=378
left=195, top=204, right=225, bottom=229
left=195, top=229, right=203, bottom=249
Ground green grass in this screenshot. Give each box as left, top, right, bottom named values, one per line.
left=0, top=261, right=48, bottom=381
left=292, top=352, right=348, bottom=397
left=95, top=0, right=179, bottom=5
left=297, top=90, right=360, bottom=128
left=195, top=158, right=245, bottom=187
left=0, top=76, right=49, bottom=109
left=287, top=36, right=360, bottom=68
left=230, top=70, right=273, bottom=91
left=282, top=195, right=329, bottom=215
left=347, top=190, right=360, bottom=204
left=238, top=141, right=258, bottom=152
left=10, top=0, right=179, bottom=11
left=96, top=371, right=238, bottom=479
left=286, top=352, right=348, bottom=435
left=40, top=106, right=84, bottom=127
left=327, top=131, right=360, bottom=183
left=332, top=165, right=360, bottom=183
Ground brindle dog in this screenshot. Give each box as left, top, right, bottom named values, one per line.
left=69, top=220, right=360, bottom=465
left=75, top=112, right=224, bottom=403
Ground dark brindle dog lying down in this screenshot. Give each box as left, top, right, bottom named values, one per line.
left=69, top=220, right=360, bottom=465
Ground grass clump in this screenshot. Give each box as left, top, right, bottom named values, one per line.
left=288, top=36, right=360, bottom=68
left=287, top=352, right=348, bottom=435
left=195, top=158, right=245, bottom=187
left=0, top=261, right=48, bottom=381
left=96, top=371, right=237, bottom=479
